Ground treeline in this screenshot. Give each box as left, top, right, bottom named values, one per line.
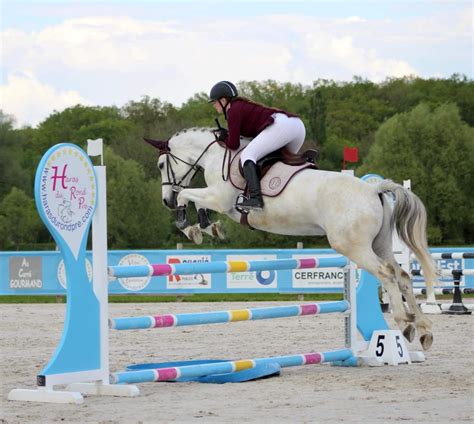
left=1, top=75, right=473, bottom=250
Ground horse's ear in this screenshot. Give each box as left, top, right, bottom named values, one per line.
left=143, top=137, right=170, bottom=152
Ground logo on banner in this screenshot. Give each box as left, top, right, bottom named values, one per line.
left=57, top=258, right=93, bottom=289
left=292, top=255, right=344, bottom=289
left=226, top=255, right=277, bottom=289
left=412, top=258, right=463, bottom=285
left=9, top=257, right=43, bottom=289
left=166, top=255, right=211, bottom=289
left=36, top=145, right=96, bottom=259
left=117, top=254, right=151, bottom=291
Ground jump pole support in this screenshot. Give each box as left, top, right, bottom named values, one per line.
left=412, top=253, right=474, bottom=314
left=8, top=140, right=139, bottom=404
left=65, top=140, right=140, bottom=399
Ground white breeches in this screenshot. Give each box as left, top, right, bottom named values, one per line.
left=240, top=113, right=306, bottom=165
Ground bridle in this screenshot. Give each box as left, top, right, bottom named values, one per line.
left=160, top=140, right=218, bottom=192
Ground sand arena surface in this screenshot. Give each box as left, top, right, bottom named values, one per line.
left=1, top=301, right=473, bottom=423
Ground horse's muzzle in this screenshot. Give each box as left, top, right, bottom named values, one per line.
left=163, top=191, right=178, bottom=210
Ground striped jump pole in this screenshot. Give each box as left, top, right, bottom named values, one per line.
left=110, top=348, right=356, bottom=384
left=413, top=286, right=474, bottom=294
left=108, top=256, right=349, bottom=279
left=411, top=269, right=474, bottom=277
left=430, top=252, right=474, bottom=260
left=412, top=268, right=473, bottom=315
left=110, top=301, right=351, bottom=330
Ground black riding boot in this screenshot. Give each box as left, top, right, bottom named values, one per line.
left=236, top=160, right=264, bottom=210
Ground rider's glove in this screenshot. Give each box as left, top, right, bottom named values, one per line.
left=217, top=128, right=228, bottom=142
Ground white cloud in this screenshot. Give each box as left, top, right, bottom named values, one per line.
left=0, top=72, right=91, bottom=127
left=0, top=8, right=469, bottom=127
left=345, top=16, right=367, bottom=23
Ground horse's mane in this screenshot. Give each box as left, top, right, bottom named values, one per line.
left=171, top=127, right=248, bottom=143
left=171, top=127, right=214, bottom=138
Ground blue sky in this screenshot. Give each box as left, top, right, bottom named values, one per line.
left=2, top=1, right=462, bottom=24
left=1, top=0, right=472, bottom=127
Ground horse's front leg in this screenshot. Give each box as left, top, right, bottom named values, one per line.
left=175, top=203, right=203, bottom=245
left=176, top=188, right=226, bottom=244
left=196, top=206, right=225, bottom=240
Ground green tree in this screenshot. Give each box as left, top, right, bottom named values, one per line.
left=0, top=187, right=42, bottom=250
left=239, top=80, right=309, bottom=114
left=30, top=105, right=124, bottom=153
left=0, top=215, right=7, bottom=249
left=2, top=76, right=473, bottom=249
left=177, top=93, right=217, bottom=129
left=309, top=89, right=327, bottom=145
left=20, top=105, right=133, bottom=192
left=122, top=96, right=180, bottom=136
left=317, top=134, right=352, bottom=171
left=0, top=112, right=32, bottom=198
left=104, top=147, right=174, bottom=248
left=360, top=103, right=474, bottom=244
left=308, top=78, right=393, bottom=169
left=379, top=75, right=474, bottom=126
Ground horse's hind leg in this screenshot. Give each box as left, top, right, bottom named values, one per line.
left=372, top=220, right=433, bottom=350
left=393, top=265, right=433, bottom=350
left=330, top=237, right=416, bottom=343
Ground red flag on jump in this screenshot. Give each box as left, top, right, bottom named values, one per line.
left=342, top=146, right=359, bottom=170
left=343, top=146, right=359, bottom=162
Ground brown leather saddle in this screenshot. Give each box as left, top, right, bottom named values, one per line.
left=216, top=138, right=318, bottom=178
left=225, top=147, right=318, bottom=228
left=243, top=147, right=318, bottom=178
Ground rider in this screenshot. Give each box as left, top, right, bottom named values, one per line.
left=209, top=81, right=306, bottom=210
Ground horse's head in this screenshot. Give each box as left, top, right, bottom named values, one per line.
left=145, top=129, right=215, bottom=210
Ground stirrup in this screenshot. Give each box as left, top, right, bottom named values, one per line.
left=235, top=194, right=249, bottom=214
left=235, top=194, right=263, bottom=213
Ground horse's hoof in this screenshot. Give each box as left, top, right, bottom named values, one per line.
left=176, top=220, right=190, bottom=230
left=420, top=332, right=433, bottom=350
left=212, top=221, right=225, bottom=240
left=403, top=324, right=416, bottom=342
left=189, top=226, right=203, bottom=245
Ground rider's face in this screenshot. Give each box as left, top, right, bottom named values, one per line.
left=213, top=98, right=227, bottom=114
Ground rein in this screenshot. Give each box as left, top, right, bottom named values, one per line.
left=221, top=146, right=232, bottom=181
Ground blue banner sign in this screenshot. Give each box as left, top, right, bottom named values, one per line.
left=1, top=247, right=473, bottom=295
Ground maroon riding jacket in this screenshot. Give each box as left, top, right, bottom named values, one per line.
left=224, top=98, right=298, bottom=150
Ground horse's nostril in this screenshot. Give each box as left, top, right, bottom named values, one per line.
left=163, top=199, right=168, bottom=207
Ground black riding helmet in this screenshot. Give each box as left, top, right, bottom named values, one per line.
left=208, top=81, right=238, bottom=103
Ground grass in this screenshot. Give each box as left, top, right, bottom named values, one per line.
left=1, top=293, right=471, bottom=304
left=0, top=293, right=343, bottom=304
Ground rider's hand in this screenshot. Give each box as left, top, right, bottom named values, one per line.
left=217, top=128, right=228, bottom=141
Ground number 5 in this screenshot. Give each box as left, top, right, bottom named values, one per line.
left=376, top=334, right=385, bottom=357
left=396, top=335, right=404, bottom=357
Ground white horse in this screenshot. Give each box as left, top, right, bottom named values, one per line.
left=147, top=127, right=438, bottom=350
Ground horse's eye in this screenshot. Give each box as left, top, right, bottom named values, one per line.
left=158, top=163, right=164, bottom=170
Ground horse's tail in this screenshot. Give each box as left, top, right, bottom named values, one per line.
left=377, top=180, right=438, bottom=293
